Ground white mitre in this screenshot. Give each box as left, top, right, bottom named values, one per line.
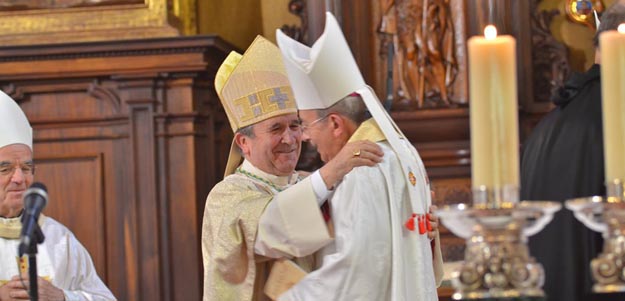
left=276, top=13, right=444, bottom=283
left=0, top=91, right=32, bottom=150
left=276, top=12, right=366, bottom=110
left=276, top=12, right=432, bottom=215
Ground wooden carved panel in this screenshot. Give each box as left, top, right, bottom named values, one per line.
left=35, top=153, right=106, bottom=277
left=528, top=0, right=570, bottom=112
left=11, top=82, right=121, bottom=119
left=376, top=0, right=468, bottom=110
left=0, top=0, right=182, bottom=46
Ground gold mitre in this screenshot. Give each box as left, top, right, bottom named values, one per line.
left=216, top=36, right=297, bottom=133
left=215, top=36, right=297, bottom=176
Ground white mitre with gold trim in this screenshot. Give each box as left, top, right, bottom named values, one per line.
left=215, top=36, right=298, bottom=176
left=0, top=91, right=32, bottom=151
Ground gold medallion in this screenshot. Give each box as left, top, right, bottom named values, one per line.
left=408, top=171, right=416, bottom=186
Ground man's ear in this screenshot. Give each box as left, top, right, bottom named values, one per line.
left=327, top=113, right=345, bottom=137
left=234, top=132, right=251, bottom=157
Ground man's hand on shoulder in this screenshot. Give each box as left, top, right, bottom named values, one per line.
left=0, top=275, right=65, bottom=301
left=319, top=140, right=383, bottom=189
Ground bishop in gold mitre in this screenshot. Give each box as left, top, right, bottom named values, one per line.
left=201, top=36, right=381, bottom=301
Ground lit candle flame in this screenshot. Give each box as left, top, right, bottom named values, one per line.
left=618, top=23, right=625, bottom=34
left=484, top=25, right=498, bottom=40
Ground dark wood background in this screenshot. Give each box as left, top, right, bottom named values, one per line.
left=0, top=36, right=234, bottom=301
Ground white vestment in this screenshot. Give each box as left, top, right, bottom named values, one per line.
left=278, top=121, right=442, bottom=301
left=0, top=216, right=116, bottom=301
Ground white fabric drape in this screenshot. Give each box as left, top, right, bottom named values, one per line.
left=0, top=216, right=116, bottom=301
left=278, top=141, right=439, bottom=301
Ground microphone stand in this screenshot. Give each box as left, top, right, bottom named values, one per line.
left=20, top=224, right=45, bottom=301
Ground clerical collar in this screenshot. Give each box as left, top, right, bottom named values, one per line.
left=237, top=160, right=298, bottom=191
left=0, top=215, right=25, bottom=239
left=348, top=118, right=387, bottom=143
left=0, top=214, right=46, bottom=239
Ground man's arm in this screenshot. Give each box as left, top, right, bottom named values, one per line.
left=255, top=176, right=331, bottom=258
left=255, top=141, right=383, bottom=259
left=58, top=233, right=117, bottom=301
left=278, top=167, right=395, bottom=301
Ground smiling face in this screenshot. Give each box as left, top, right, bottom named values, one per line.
left=299, top=110, right=350, bottom=163
left=236, top=113, right=302, bottom=176
left=0, top=144, right=34, bottom=218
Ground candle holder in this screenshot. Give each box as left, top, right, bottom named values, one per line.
left=565, top=179, right=625, bottom=293
left=438, top=186, right=561, bottom=299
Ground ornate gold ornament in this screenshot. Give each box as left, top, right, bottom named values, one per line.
left=565, top=0, right=604, bottom=28
left=0, top=0, right=197, bottom=46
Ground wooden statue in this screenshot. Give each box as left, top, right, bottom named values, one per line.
left=380, top=0, right=458, bottom=109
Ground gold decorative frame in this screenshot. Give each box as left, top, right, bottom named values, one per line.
left=565, top=0, right=604, bottom=29
left=0, top=0, right=196, bottom=46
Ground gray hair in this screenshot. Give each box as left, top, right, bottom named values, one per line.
left=234, top=124, right=255, bottom=155
left=594, top=1, right=625, bottom=47
left=314, top=94, right=368, bottom=125
left=237, top=124, right=255, bottom=138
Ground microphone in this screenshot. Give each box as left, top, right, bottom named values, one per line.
left=18, top=182, right=48, bottom=256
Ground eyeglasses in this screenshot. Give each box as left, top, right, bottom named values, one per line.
left=0, top=163, right=35, bottom=177
left=301, top=114, right=330, bottom=133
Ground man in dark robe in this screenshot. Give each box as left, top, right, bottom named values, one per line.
left=520, top=2, right=625, bottom=301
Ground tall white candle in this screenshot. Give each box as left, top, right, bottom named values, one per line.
left=600, top=24, right=625, bottom=186
left=468, top=25, right=520, bottom=206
